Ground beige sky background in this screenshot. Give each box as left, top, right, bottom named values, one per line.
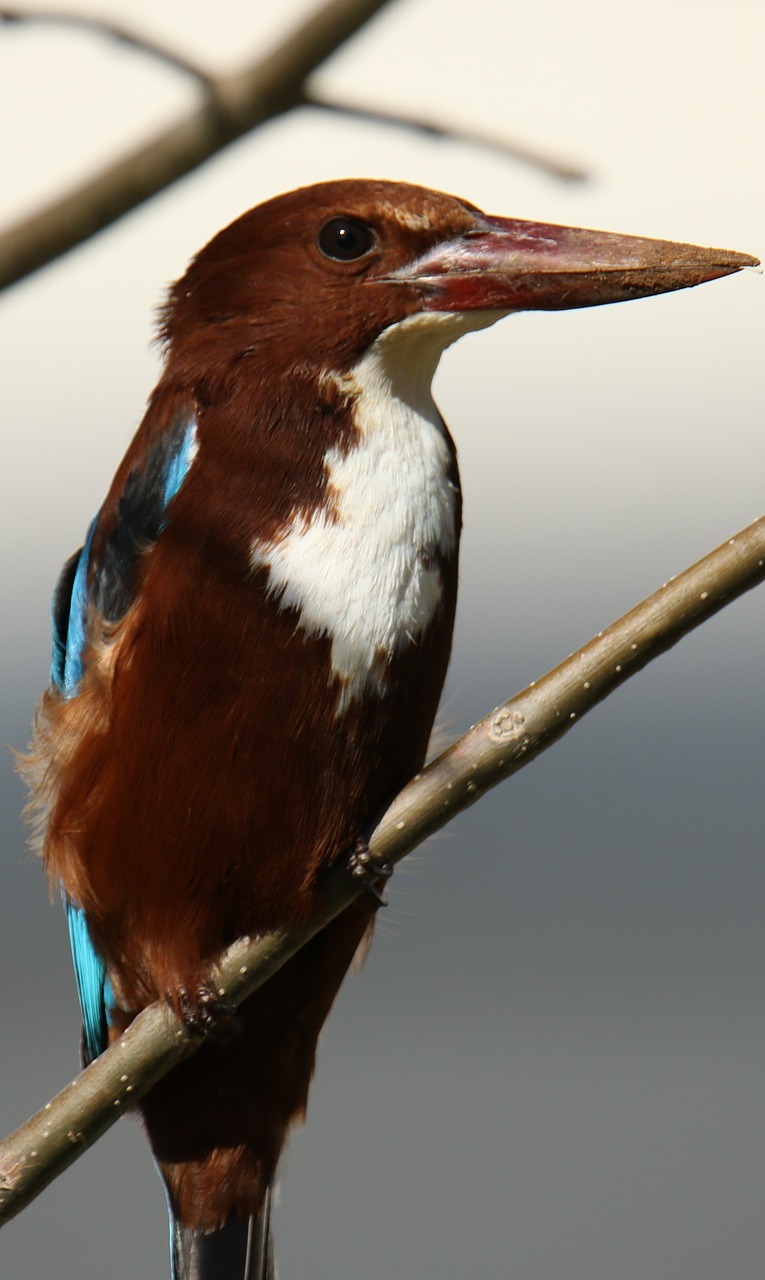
left=1, top=2, right=763, bottom=1277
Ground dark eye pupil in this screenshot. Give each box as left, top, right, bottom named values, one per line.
left=318, top=217, right=375, bottom=261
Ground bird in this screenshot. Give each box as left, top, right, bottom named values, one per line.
left=22, top=178, right=755, bottom=1280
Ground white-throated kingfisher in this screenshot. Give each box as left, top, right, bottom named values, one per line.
left=23, top=179, right=756, bottom=1280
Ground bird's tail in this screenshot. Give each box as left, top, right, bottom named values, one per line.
left=170, top=1188, right=275, bottom=1280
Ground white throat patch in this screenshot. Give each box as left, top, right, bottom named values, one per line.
left=250, top=310, right=500, bottom=712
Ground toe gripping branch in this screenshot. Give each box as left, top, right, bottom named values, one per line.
left=176, top=982, right=240, bottom=1043
left=347, top=837, right=393, bottom=909
left=174, top=842, right=393, bottom=1043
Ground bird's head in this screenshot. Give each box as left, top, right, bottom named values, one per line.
left=161, top=178, right=756, bottom=388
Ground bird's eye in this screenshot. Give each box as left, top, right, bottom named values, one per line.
left=318, top=217, right=376, bottom=262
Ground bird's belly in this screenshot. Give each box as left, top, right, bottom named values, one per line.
left=53, top=566, right=454, bottom=1007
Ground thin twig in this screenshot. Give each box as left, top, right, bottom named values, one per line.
left=1, top=512, right=763, bottom=1226
left=305, top=93, right=589, bottom=181
left=0, top=7, right=217, bottom=88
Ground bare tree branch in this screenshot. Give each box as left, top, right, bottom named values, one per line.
left=1, top=511, right=763, bottom=1228
left=0, top=0, right=396, bottom=292
left=0, top=0, right=590, bottom=294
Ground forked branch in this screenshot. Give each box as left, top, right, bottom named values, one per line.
left=0, top=0, right=396, bottom=291
left=0, top=0, right=586, bottom=293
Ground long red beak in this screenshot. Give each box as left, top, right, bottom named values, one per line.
left=392, top=215, right=758, bottom=312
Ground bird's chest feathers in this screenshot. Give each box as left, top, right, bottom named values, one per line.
left=251, top=336, right=459, bottom=708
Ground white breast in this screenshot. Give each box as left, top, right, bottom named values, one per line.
left=251, top=311, right=480, bottom=711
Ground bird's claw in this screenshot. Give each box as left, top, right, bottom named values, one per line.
left=176, top=983, right=240, bottom=1043
left=347, top=838, right=393, bottom=909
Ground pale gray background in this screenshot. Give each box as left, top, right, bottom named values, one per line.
left=1, top=1, right=764, bottom=1276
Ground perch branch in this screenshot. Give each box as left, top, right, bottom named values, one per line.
left=1, top=512, right=764, bottom=1226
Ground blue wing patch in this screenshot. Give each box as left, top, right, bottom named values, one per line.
left=50, top=549, right=81, bottom=693
left=162, top=418, right=198, bottom=509
left=57, top=519, right=98, bottom=697
left=52, top=411, right=198, bottom=1062
left=93, top=413, right=198, bottom=625
left=66, top=901, right=112, bottom=1064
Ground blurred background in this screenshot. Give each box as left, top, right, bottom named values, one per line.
left=1, top=1, right=763, bottom=1276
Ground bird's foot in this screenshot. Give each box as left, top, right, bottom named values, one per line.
left=347, top=838, right=393, bottom=909
left=175, top=982, right=240, bottom=1043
